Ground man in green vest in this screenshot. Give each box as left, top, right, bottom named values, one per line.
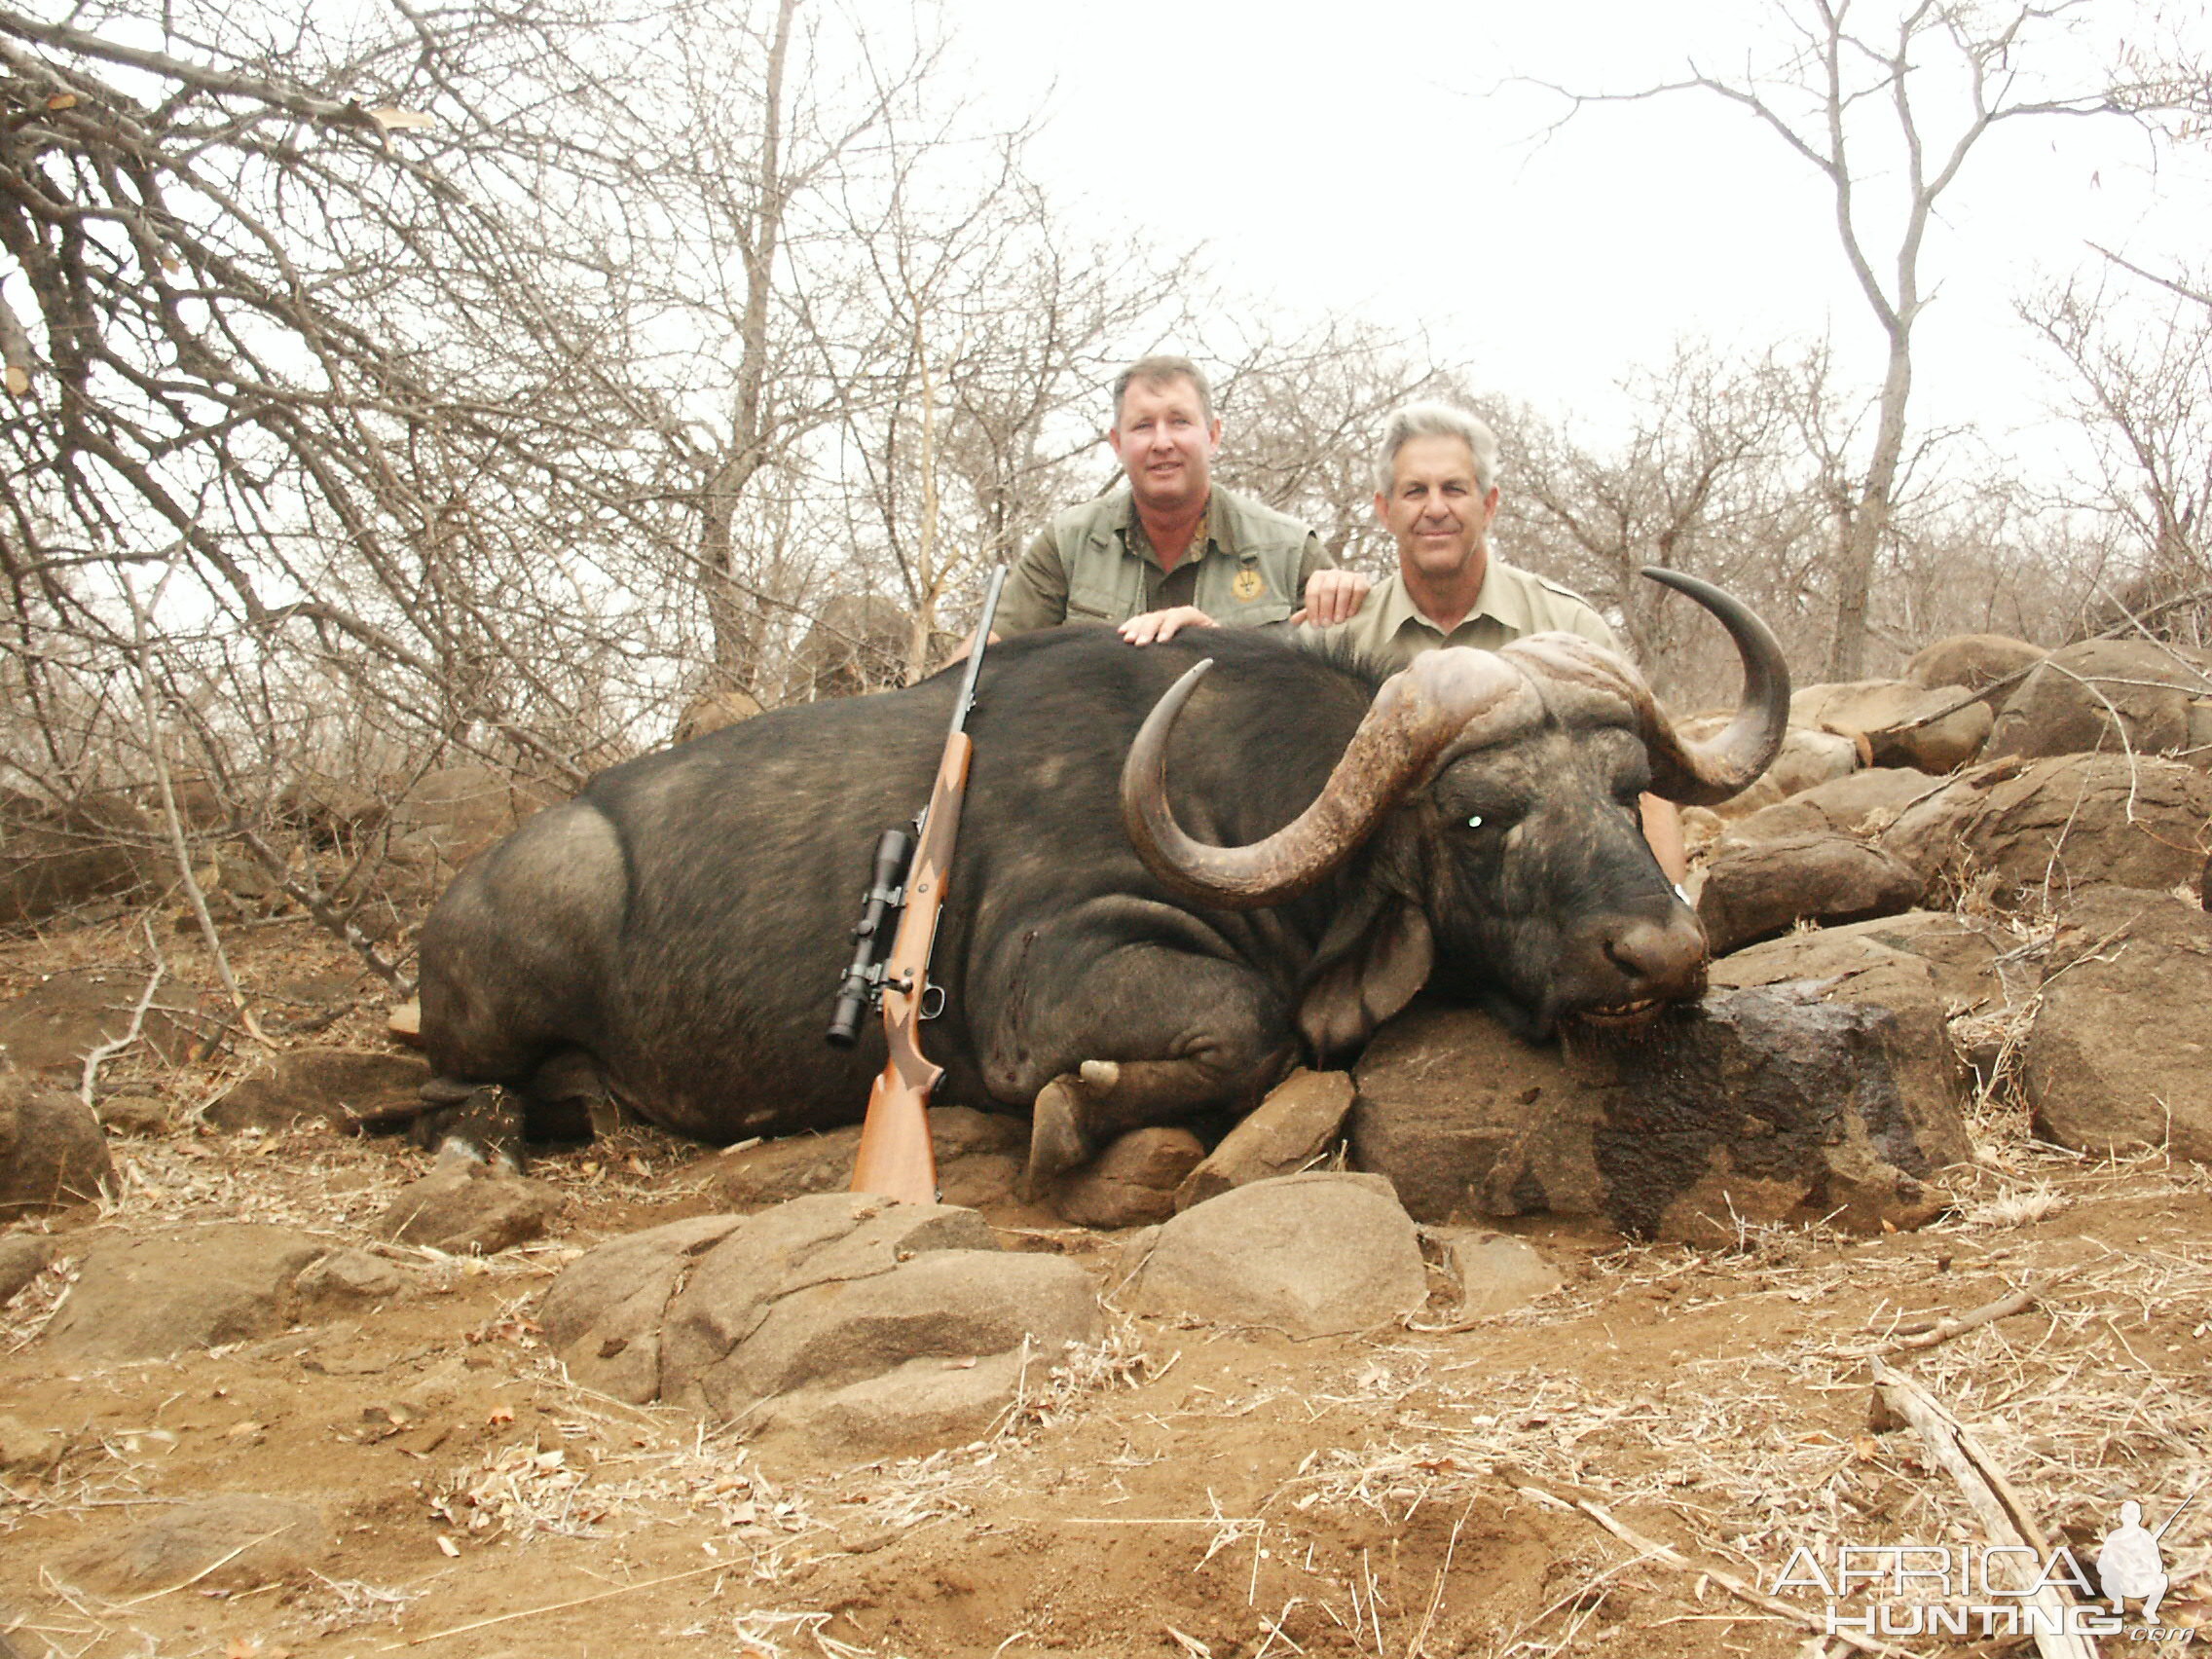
left=993, top=354, right=1371, bottom=644
left=1303, top=401, right=1686, bottom=881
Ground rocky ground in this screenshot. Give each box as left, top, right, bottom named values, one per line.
left=2, top=912, right=2209, bottom=1659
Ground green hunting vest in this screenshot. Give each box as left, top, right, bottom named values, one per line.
left=1051, top=486, right=1313, bottom=628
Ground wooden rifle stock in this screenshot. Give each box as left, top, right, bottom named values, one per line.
left=848, top=732, right=968, bottom=1201
left=848, top=569, right=1005, bottom=1202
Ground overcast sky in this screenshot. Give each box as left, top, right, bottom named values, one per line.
left=940, top=0, right=2210, bottom=475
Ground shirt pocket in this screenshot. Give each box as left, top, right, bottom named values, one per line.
left=1065, top=579, right=1126, bottom=623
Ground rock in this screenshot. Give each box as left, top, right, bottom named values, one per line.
left=295, top=1248, right=408, bottom=1306
left=706, top=1107, right=1026, bottom=1211
left=1866, top=696, right=1994, bottom=776
left=43, top=1226, right=328, bottom=1362
left=207, top=1049, right=428, bottom=1132
left=1882, top=754, right=2212, bottom=909
left=547, top=1194, right=1098, bottom=1457
left=673, top=687, right=765, bottom=745
left=1791, top=678, right=1930, bottom=734
left=1988, top=640, right=2212, bottom=763
left=0, top=1412, right=55, bottom=1472
left=1350, top=1003, right=1571, bottom=1222
left=1437, top=1232, right=1563, bottom=1318
left=387, top=999, right=423, bottom=1047
left=1697, top=832, right=1926, bottom=954
left=1905, top=634, right=2047, bottom=696
left=386, top=764, right=560, bottom=874
left=2022, top=889, right=2212, bottom=1162
left=1716, top=768, right=1939, bottom=849
left=1479, top=985, right=1969, bottom=1242
left=1053, top=1127, right=1204, bottom=1228
left=1120, top=1173, right=1427, bottom=1338
left=1698, top=727, right=1862, bottom=821
left=538, top=1214, right=749, bottom=1403
left=783, top=593, right=916, bottom=703
left=377, top=1161, right=562, bottom=1253
left=52, top=1494, right=329, bottom=1595
left=0, top=968, right=197, bottom=1073
left=1176, top=1069, right=1353, bottom=1211
left=1710, top=909, right=2014, bottom=1016
left=93, top=1094, right=169, bottom=1136
left=0, top=1080, right=113, bottom=1217
left=0, top=789, right=155, bottom=929
left=0, top=1234, right=55, bottom=1303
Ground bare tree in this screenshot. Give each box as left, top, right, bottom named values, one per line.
left=2023, top=270, right=2212, bottom=634
left=1539, top=0, right=2157, bottom=679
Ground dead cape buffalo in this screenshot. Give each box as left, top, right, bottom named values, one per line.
left=415, top=568, right=1788, bottom=1180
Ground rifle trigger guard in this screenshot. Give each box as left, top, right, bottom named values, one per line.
left=918, top=981, right=946, bottom=1020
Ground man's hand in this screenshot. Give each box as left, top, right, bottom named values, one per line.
left=1119, top=606, right=1217, bottom=645
left=1289, top=568, right=1373, bottom=627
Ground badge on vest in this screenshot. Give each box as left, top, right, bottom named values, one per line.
left=1232, top=567, right=1266, bottom=603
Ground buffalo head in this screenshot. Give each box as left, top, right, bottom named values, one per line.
left=1119, top=568, right=1789, bottom=1047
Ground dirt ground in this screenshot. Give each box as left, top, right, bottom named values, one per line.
left=2, top=913, right=2208, bottom=1659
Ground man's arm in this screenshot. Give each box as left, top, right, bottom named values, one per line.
left=992, top=530, right=1071, bottom=637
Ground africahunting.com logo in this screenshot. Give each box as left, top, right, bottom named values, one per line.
left=1768, top=1496, right=2198, bottom=1641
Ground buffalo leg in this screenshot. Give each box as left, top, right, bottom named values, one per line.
left=983, top=938, right=1297, bottom=1190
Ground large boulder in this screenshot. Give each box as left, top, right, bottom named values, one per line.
left=377, top=1161, right=563, bottom=1254
left=43, top=1226, right=328, bottom=1362
left=0, top=789, right=155, bottom=930
left=1905, top=634, right=2047, bottom=697
left=0, top=1079, right=113, bottom=1217
left=541, top=1195, right=1100, bottom=1457
left=1700, top=727, right=1862, bottom=822
left=1053, top=1127, right=1205, bottom=1229
left=1697, top=831, right=1925, bottom=954
left=2021, top=888, right=2212, bottom=1163
left=386, top=764, right=560, bottom=875
left=1881, top=754, right=2212, bottom=909
left=1350, top=1003, right=1571, bottom=1222
left=707, top=1107, right=1025, bottom=1211
left=1117, top=1173, right=1428, bottom=1338
left=206, top=1048, right=429, bottom=1131
left=1175, top=1068, right=1354, bottom=1211
left=673, top=687, right=764, bottom=746
left=1709, top=909, right=2014, bottom=1018
left=1715, top=768, right=1941, bottom=849
left=783, top=593, right=917, bottom=703
left=0, top=1234, right=55, bottom=1304
left=1478, top=986, right=1969, bottom=1242
left=1790, top=681, right=1992, bottom=775
left=1986, top=639, right=2212, bottom=763
left=0, top=968, right=198, bottom=1074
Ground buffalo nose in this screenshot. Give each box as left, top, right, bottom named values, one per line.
left=1602, top=911, right=1707, bottom=989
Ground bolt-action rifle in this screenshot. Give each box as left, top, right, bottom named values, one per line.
left=827, top=568, right=1007, bottom=1202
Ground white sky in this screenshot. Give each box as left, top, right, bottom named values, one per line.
left=935, top=0, right=2211, bottom=477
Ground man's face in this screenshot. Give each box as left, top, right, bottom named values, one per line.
left=1109, top=375, right=1220, bottom=514
left=1375, top=433, right=1500, bottom=584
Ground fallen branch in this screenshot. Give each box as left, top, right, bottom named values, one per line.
left=1876, top=1261, right=2087, bottom=1355
left=1514, top=1486, right=1917, bottom=1659
left=77, top=919, right=166, bottom=1109
left=1867, top=1362, right=2090, bottom=1659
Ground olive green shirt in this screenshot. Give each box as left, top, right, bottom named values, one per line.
left=1305, top=560, right=1619, bottom=672
left=996, top=484, right=1329, bottom=635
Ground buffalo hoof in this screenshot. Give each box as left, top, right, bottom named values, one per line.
left=1021, top=1075, right=1099, bottom=1200
left=412, top=1083, right=526, bottom=1173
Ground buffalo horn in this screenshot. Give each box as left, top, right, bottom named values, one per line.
left=1501, top=568, right=1789, bottom=806
left=1120, top=647, right=1538, bottom=908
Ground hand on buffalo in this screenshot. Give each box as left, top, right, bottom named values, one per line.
left=1289, top=568, right=1373, bottom=627
left=1119, top=606, right=1219, bottom=645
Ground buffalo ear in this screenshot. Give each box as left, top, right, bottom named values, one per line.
left=1296, top=891, right=1434, bottom=1062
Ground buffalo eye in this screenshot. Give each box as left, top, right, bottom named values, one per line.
left=1465, top=814, right=1484, bottom=830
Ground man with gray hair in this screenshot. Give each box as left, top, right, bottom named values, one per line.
left=994, top=353, right=1370, bottom=644
left=1306, top=400, right=1684, bottom=878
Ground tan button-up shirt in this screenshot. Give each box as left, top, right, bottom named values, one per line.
left=1304, top=560, right=1619, bottom=672
left=996, top=485, right=1328, bottom=635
